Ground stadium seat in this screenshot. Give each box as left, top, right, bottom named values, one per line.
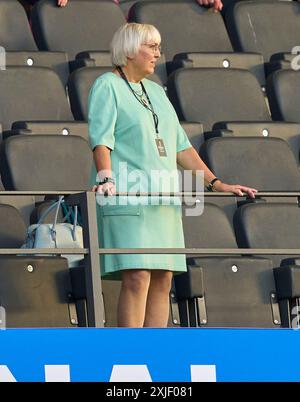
left=211, top=122, right=300, bottom=164
left=129, top=0, right=265, bottom=85
left=0, top=67, right=72, bottom=132
left=234, top=202, right=300, bottom=327
left=167, top=68, right=270, bottom=132
left=31, top=0, right=126, bottom=61
left=267, top=69, right=300, bottom=124
left=200, top=136, right=300, bottom=191
left=175, top=202, right=280, bottom=327
left=0, top=0, right=69, bottom=85
left=0, top=255, right=81, bottom=328
left=226, top=0, right=300, bottom=72
left=0, top=204, right=27, bottom=247
left=0, top=134, right=92, bottom=191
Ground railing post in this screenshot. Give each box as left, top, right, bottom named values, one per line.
left=73, top=192, right=104, bottom=327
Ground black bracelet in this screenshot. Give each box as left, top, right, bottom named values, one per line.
left=207, top=177, right=220, bottom=192
left=98, top=177, right=115, bottom=185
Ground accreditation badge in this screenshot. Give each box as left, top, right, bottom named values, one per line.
left=155, top=138, right=167, bottom=157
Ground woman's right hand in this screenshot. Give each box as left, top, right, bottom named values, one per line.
left=92, top=182, right=116, bottom=196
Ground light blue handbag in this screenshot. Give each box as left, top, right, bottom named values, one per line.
left=22, top=196, right=84, bottom=267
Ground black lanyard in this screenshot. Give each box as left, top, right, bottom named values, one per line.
left=116, top=66, right=159, bottom=135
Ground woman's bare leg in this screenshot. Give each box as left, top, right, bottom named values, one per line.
left=143, top=270, right=173, bottom=328
left=117, top=269, right=151, bottom=327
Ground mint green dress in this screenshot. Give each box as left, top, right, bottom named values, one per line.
left=88, top=72, right=191, bottom=280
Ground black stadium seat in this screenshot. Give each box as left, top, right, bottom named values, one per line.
left=211, top=122, right=300, bottom=165
left=0, top=0, right=69, bottom=85
left=226, top=0, right=300, bottom=62
left=0, top=255, right=80, bottom=328
left=226, top=0, right=300, bottom=74
left=129, top=0, right=265, bottom=85
left=267, top=69, right=300, bottom=124
left=0, top=204, right=27, bottom=247
left=234, top=202, right=300, bottom=328
left=31, top=0, right=126, bottom=61
left=175, top=203, right=280, bottom=327
left=0, top=135, right=92, bottom=191
left=167, top=68, right=270, bottom=132
left=200, top=136, right=300, bottom=191
left=0, top=67, right=72, bottom=131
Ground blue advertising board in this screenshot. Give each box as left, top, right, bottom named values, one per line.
left=0, top=328, right=299, bottom=382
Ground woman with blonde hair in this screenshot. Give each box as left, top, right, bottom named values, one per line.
left=88, top=23, right=256, bottom=328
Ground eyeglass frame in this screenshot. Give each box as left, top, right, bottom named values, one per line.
left=142, top=43, right=162, bottom=53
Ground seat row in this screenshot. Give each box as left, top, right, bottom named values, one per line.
left=175, top=200, right=300, bottom=328
left=2, top=0, right=300, bottom=87
left=1, top=197, right=300, bottom=328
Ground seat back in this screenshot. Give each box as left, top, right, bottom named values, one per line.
left=0, top=67, right=73, bottom=130
left=129, top=0, right=233, bottom=63
left=267, top=70, right=300, bottom=123
left=31, top=0, right=126, bottom=60
left=0, top=204, right=26, bottom=247
left=234, top=202, right=300, bottom=250
left=226, top=0, right=300, bottom=61
left=167, top=68, right=270, bottom=131
left=0, top=0, right=37, bottom=50
left=0, top=135, right=92, bottom=191
left=182, top=202, right=237, bottom=249
left=0, top=255, right=79, bottom=328
left=200, top=136, right=300, bottom=191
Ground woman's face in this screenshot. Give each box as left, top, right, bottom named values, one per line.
left=131, top=40, right=161, bottom=77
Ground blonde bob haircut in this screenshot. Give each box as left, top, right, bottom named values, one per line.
left=110, top=23, right=161, bottom=67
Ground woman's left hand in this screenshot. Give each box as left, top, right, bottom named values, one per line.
left=213, top=181, right=258, bottom=199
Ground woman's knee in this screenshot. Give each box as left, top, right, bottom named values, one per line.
left=150, top=271, right=173, bottom=293
left=121, top=269, right=151, bottom=294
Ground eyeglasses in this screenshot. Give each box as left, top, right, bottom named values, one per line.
left=142, top=43, right=162, bottom=53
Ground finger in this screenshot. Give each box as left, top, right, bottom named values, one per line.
left=92, top=185, right=97, bottom=192
left=97, top=186, right=104, bottom=194
left=233, top=188, right=244, bottom=197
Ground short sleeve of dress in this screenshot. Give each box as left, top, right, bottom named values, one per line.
left=88, top=78, right=117, bottom=151
left=176, top=121, right=192, bottom=153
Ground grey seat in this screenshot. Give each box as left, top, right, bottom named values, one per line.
left=31, top=0, right=126, bottom=61
left=226, top=0, right=300, bottom=62
left=167, top=68, right=270, bottom=132
left=226, top=0, right=300, bottom=77
left=0, top=67, right=72, bottom=131
left=234, top=202, right=300, bottom=327
left=212, top=122, right=300, bottom=165
left=267, top=70, right=300, bottom=124
left=175, top=202, right=279, bottom=327
left=129, top=0, right=265, bottom=85
left=200, top=136, right=300, bottom=191
left=0, top=255, right=80, bottom=328
left=0, top=204, right=27, bottom=247
left=0, top=134, right=92, bottom=191
left=0, top=0, right=69, bottom=85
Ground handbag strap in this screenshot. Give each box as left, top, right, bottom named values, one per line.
left=33, top=196, right=79, bottom=242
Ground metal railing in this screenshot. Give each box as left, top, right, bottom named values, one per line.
left=0, top=190, right=299, bottom=327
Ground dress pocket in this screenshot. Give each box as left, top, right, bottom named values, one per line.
left=101, top=205, right=141, bottom=217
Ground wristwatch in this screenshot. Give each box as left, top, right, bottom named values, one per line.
left=98, top=177, right=115, bottom=185
left=207, top=177, right=220, bottom=192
